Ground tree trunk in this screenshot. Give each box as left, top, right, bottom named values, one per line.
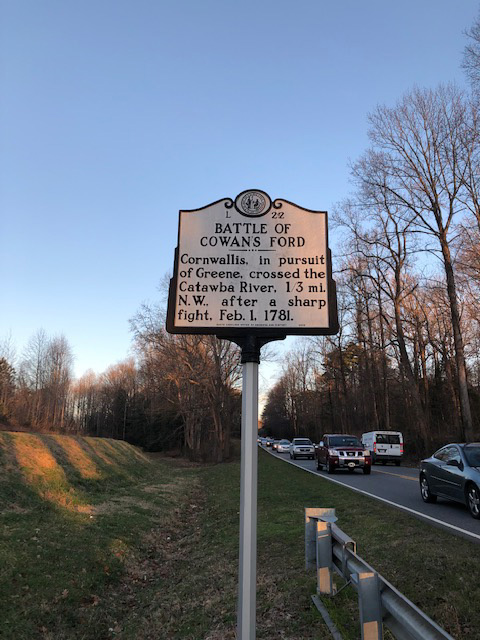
left=394, top=298, right=431, bottom=451
left=440, top=235, right=474, bottom=441
left=377, top=288, right=390, bottom=430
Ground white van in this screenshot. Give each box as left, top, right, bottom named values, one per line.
left=361, top=431, right=403, bottom=466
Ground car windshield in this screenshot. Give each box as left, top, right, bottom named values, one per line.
left=376, top=434, right=401, bottom=444
left=329, top=436, right=362, bottom=447
left=464, top=445, right=480, bottom=467
left=295, top=439, right=312, bottom=445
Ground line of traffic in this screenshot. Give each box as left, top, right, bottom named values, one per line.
left=267, top=449, right=480, bottom=543
left=261, top=434, right=480, bottom=528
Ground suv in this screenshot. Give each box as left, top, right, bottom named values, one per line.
left=289, top=438, right=315, bottom=460
left=316, top=434, right=371, bottom=474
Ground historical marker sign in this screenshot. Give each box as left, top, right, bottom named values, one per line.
left=167, top=189, right=338, bottom=337
left=166, top=190, right=338, bottom=640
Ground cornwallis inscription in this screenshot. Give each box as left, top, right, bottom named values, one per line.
left=166, top=190, right=338, bottom=336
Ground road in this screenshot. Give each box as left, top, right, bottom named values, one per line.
left=264, top=447, right=480, bottom=543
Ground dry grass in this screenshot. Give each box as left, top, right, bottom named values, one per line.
left=51, top=435, right=101, bottom=479
left=11, top=434, right=61, bottom=476
left=0, top=432, right=154, bottom=515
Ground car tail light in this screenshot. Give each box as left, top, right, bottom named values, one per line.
left=400, top=445, right=404, bottom=454
left=373, top=443, right=376, bottom=453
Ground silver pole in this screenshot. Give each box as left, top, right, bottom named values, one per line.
left=237, top=359, right=258, bottom=639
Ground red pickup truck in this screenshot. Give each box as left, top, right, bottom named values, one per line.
left=316, top=434, right=372, bottom=474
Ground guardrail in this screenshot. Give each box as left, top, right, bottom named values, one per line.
left=305, top=508, right=454, bottom=640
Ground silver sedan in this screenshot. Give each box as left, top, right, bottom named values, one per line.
left=420, top=443, right=480, bottom=519
left=276, top=439, right=291, bottom=453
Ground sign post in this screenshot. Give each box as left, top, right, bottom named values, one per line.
left=228, top=335, right=283, bottom=639
left=166, top=190, right=338, bottom=640
left=238, top=340, right=259, bottom=639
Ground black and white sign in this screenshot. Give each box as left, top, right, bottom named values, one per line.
left=166, top=190, right=338, bottom=337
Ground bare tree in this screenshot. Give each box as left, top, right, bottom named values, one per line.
left=352, top=85, right=476, bottom=441
left=45, top=335, right=74, bottom=429
left=131, top=304, right=241, bottom=462
left=100, top=359, right=138, bottom=440
left=16, top=330, right=74, bottom=430
left=463, top=10, right=480, bottom=96
left=18, top=329, right=50, bottom=426
left=0, top=357, right=16, bottom=421
left=280, top=343, right=317, bottom=438
left=71, top=370, right=99, bottom=434
left=335, top=196, right=433, bottom=448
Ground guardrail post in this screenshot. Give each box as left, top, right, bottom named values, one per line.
left=305, top=508, right=336, bottom=570
left=305, top=510, right=317, bottom=571
left=353, top=571, right=383, bottom=640
left=316, top=520, right=333, bottom=595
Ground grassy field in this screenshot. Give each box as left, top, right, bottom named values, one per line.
left=0, top=433, right=479, bottom=639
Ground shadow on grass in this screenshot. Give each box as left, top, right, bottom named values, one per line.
left=0, top=431, right=165, bottom=639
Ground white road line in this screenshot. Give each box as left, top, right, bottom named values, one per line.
left=267, top=450, right=480, bottom=543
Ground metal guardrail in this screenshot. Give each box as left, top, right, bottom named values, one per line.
left=305, top=508, right=455, bottom=640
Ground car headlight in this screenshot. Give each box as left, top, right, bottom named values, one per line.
left=328, top=448, right=338, bottom=456
left=363, top=450, right=370, bottom=457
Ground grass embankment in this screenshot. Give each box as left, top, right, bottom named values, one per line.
left=0, top=434, right=478, bottom=639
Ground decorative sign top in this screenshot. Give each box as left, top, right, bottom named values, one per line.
left=235, top=189, right=272, bottom=217
left=166, top=190, right=338, bottom=337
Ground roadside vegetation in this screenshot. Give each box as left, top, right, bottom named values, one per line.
left=1, top=433, right=479, bottom=639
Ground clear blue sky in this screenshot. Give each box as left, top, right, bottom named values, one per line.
left=1, top=1, right=477, bottom=386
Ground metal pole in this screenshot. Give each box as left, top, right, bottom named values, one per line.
left=237, top=358, right=258, bottom=639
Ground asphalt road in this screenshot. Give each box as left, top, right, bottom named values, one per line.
left=264, top=446, right=480, bottom=543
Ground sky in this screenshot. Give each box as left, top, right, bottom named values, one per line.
left=1, top=0, right=478, bottom=395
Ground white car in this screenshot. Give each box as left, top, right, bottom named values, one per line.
left=276, top=439, right=291, bottom=453
left=289, top=438, right=315, bottom=460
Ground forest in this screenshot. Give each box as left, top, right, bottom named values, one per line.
left=2, top=15, right=480, bottom=462
left=263, top=79, right=480, bottom=455
left=0, top=310, right=242, bottom=462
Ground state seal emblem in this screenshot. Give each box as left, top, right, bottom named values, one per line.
left=235, top=189, right=271, bottom=217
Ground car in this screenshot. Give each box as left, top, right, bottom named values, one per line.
left=419, top=443, right=480, bottom=519
left=316, top=434, right=372, bottom=474
left=276, top=439, right=291, bottom=453
left=265, top=437, right=275, bottom=447
left=272, top=440, right=280, bottom=451
left=289, top=438, right=315, bottom=460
